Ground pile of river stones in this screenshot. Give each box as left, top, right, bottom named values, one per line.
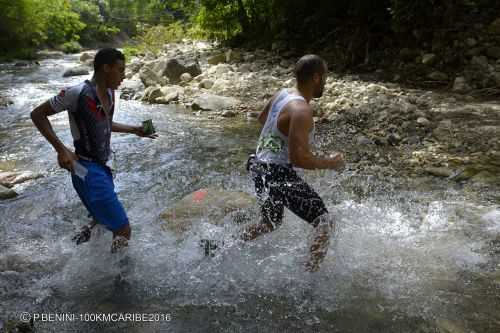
left=105, top=38, right=499, bottom=189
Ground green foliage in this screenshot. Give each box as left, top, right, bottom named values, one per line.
left=0, top=0, right=85, bottom=57
left=2, top=0, right=500, bottom=62
left=71, top=0, right=119, bottom=44
left=58, top=41, right=83, bottom=54
left=128, top=22, right=186, bottom=56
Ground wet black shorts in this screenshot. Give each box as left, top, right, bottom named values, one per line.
left=249, top=159, right=328, bottom=229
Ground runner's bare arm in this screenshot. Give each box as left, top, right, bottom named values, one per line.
left=112, top=121, right=157, bottom=138
left=288, top=105, right=344, bottom=170
left=111, top=121, right=140, bottom=133
left=31, top=101, right=77, bottom=171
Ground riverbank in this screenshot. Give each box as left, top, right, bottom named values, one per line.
left=109, top=40, right=499, bottom=200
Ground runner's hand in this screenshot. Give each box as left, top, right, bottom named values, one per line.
left=57, top=148, right=78, bottom=172
left=133, top=126, right=158, bottom=139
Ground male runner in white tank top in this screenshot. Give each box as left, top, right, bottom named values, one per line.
left=244, top=55, right=345, bottom=272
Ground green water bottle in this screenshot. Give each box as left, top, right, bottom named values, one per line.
left=142, top=119, right=155, bottom=135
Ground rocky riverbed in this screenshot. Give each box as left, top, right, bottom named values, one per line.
left=69, top=40, right=500, bottom=203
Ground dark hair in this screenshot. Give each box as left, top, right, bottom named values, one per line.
left=294, top=54, right=326, bottom=84
left=93, top=48, right=125, bottom=72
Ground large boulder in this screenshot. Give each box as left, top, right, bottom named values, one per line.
left=155, top=85, right=185, bottom=104
left=141, top=85, right=163, bottom=103
left=63, top=66, right=89, bottom=77
left=192, top=94, right=240, bottom=111
left=119, top=77, right=145, bottom=100
left=160, top=188, right=256, bottom=236
left=164, top=59, right=201, bottom=84
left=139, top=66, right=162, bottom=87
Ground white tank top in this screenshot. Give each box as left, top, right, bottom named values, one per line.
left=255, top=89, right=314, bottom=165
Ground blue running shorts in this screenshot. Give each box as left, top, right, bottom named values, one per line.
left=71, top=160, right=129, bottom=231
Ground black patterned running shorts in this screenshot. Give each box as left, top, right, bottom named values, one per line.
left=249, top=160, right=328, bottom=229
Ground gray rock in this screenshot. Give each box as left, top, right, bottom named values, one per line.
left=156, top=92, right=178, bottom=104
left=0, top=95, right=13, bottom=107
left=119, top=78, right=145, bottom=100
left=243, top=53, right=256, bottom=62
left=0, top=184, right=17, bottom=200
left=139, top=66, right=162, bottom=87
left=141, top=85, right=162, bottom=103
left=246, top=111, right=259, bottom=118
left=83, top=59, right=93, bottom=68
left=422, top=53, right=437, bottom=65
left=221, top=110, right=237, bottom=118
left=155, top=85, right=184, bottom=104
left=486, top=46, right=500, bottom=59
left=387, top=133, right=402, bottom=146
left=208, top=53, right=226, bottom=65
left=215, top=64, right=233, bottom=76
left=427, top=71, right=448, bottom=81
left=63, top=67, right=89, bottom=77
left=165, top=59, right=201, bottom=84
left=180, top=73, right=192, bottom=83
left=225, top=49, right=242, bottom=63
left=0, top=171, right=41, bottom=188
left=356, top=135, right=373, bottom=145
left=416, top=117, right=430, bottom=127
left=127, top=58, right=143, bottom=75
left=80, top=52, right=95, bottom=62
left=425, top=167, right=454, bottom=178
left=238, top=63, right=252, bottom=73
left=192, top=94, right=240, bottom=111
left=452, top=76, right=470, bottom=92
left=199, top=79, right=214, bottom=89
left=160, top=188, right=256, bottom=237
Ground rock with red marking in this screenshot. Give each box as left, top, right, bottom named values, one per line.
left=160, top=187, right=256, bottom=236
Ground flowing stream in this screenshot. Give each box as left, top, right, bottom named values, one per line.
left=0, top=53, right=499, bottom=333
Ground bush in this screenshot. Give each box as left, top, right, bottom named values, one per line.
left=132, top=22, right=186, bottom=55
left=58, top=41, right=83, bottom=54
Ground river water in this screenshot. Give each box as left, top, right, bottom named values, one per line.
left=0, top=54, right=499, bottom=332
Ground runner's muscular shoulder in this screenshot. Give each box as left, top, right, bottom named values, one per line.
left=278, top=100, right=311, bottom=136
